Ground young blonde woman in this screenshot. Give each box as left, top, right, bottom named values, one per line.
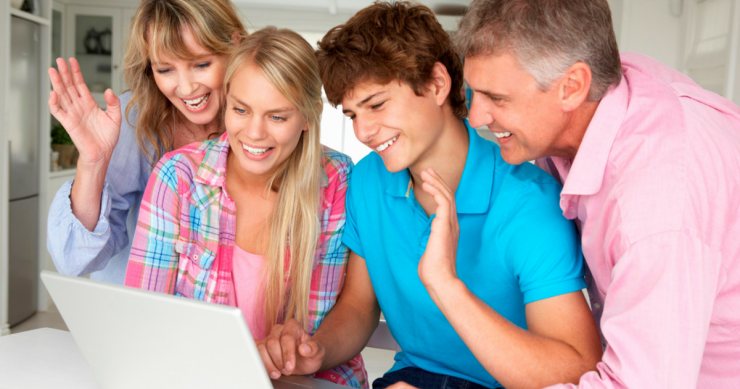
left=123, top=27, right=366, bottom=388
left=47, top=0, right=246, bottom=284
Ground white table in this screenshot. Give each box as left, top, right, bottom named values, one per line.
left=0, top=328, right=100, bottom=389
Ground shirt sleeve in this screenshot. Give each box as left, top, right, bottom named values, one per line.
left=124, top=156, right=181, bottom=294
left=310, top=154, right=354, bottom=332
left=340, top=160, right=364, bottom=259
left=545, top=231, right=720, bottom=389
left=46, top=94, right=149, bottom=277
left=504, top=181, right=586, bottom=304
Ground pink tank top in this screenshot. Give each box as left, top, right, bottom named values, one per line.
left=227, top=245, right=267, bottom=340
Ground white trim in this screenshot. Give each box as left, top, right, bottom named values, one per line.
left=0, top=0, right=11, bottom=337
left=10, top=8, right=50, bottom=25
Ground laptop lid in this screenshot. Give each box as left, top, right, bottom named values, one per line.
left=40, top=271, right=344, bottom=389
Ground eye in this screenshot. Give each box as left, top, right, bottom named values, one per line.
left=271, top=115, right=286, bottom=122
left=344, top=113, right=356, bottom=121
left=155, top=68, right=170, bottom=75
left=232, top=107, right=247, bottom=114
left=196, top=62, right=211, bottom=70
left=371, top=101, right=385, bottom=109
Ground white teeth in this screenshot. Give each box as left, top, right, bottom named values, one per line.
left=184, top=94, right=209, bottom=109
left=494, top=132, right=512, bottom=139
left=242, top=143, right=270, bottom=155
left=376, top=136, right=398, bottom=152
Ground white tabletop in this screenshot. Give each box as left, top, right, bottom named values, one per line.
left=0, top=328, right=100, bottom=389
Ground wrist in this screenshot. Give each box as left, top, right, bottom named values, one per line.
left=425, top=276, right=466, bottom=307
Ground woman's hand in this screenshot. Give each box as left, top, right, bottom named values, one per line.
left=48, top=58, right=122, bottom=167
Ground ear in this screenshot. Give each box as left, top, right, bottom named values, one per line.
left=429, top=62, right=452, bottom=108
left=557, top=62, right=592, bottom=112
left=231, top=30, right=242, bottom=46
left=302, top=119, right=309, bottom=132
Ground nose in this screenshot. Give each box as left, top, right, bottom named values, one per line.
left=467, top=96, right=494, bottom=129
left=246, top=117, right=268, bottom=141
left=353, top=115, right=379, bottom=145
left=176, top=70, right=197, bottom=97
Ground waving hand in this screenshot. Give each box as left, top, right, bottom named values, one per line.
left=48, top=58, right=122, bottom=166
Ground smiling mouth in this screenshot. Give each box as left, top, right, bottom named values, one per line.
left=242, top=143, right=273, bottom=156
left=493, top=131, right=512, bottom=139
left=183, top=94, right=210, bottom=109
left=375, top=136, right=398, bottom=152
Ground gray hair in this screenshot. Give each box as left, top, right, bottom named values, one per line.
left=455, top=0, right=622, bottom=101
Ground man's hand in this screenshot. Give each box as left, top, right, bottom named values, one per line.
left=417, top=168, right=460, bottom=290
left=257, top=319, right=325, bottom=379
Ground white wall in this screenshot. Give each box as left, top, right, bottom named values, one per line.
left=611, top=0, right=686, bottom=70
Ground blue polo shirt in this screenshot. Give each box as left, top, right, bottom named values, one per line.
left=342, top=124, right=585, bottom=388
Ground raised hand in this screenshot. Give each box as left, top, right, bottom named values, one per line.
left=417, top=168, right=460, bottom=289
left=257, top=318, right=326, bottom=379
left=48, top=58, right=122, bottom=166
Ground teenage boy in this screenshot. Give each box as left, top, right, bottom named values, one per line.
left=257, top=2, right=602, bottom=388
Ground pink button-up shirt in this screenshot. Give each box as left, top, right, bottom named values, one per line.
left=538, top=52, right=740, bottom=388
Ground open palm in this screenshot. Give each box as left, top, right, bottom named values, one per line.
left=48, top=58, right=122, bottom=166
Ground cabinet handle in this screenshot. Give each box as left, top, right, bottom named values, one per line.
left=113, top=65, right=118, bottom=70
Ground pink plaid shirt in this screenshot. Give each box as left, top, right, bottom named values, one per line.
left=539, top=53, right=740, bottom=388
left=125, top=133, right=367, bottom=388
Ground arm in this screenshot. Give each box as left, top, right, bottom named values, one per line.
left=258, top=250, right=380, bottom=379
left=124, top=158, right=181, bottom=293
left=545, top=232, right=719, bottom=389
left=418, top=168, right=601, bottom=389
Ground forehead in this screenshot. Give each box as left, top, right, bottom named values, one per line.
left=149, top=25, right=212, bottom=63
left=464, top=53, right=536, bottom=92
left=342, top=79, right=405, bottom=105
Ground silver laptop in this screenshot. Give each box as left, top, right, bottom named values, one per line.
left=41, top=271, right=346, bottom=389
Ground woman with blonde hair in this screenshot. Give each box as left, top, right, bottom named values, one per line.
left=124, top=27, right=367, bottom=388
left=47, top=0, right=246, bottom=284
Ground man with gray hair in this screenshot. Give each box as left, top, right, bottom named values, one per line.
left=392, top=0, right=740, bottom=388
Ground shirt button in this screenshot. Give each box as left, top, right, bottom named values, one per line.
left=193, top=254, right=199, bottom=259
left=593, top=303, right=601, bottom=309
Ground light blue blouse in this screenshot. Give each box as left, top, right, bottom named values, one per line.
left=47, top=92, right=157, bottom=284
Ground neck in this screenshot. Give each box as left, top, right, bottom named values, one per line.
left=408, top=112, right=470, bottom=195
left=226, top=149, right=278, bottom=197
left=555, top=100, right=600, bottom=161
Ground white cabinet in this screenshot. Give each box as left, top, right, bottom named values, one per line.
left=64, top=5, right=123, bottom=108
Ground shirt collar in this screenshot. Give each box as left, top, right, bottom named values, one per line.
left=561, top=72, right=629, bottom=196
left=194, top=132, right=329, bottom=188
left=195, top=132, right=230, bottom=188
left=385, top=122, right=494, bottom=214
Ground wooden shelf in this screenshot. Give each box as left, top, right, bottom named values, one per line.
left=10, top=8, right=50, bottom=26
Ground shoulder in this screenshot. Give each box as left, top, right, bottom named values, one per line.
left=153, top=138, right=215, bottom=185
left=496, top=155, right=563, bottom=209
left=348, top=151, right=388, bottom=188
left=322, top=146, right=354, bottom=183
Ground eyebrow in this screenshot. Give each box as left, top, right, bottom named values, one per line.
left=229, top=95, right=295, bottom=114
left=475, top=89, right=507, bottom=100
left=150, top=54, right=214, bottom=67
left=342, top=90, right=388, bottom=114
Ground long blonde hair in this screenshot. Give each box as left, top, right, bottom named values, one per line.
left=123, top=0, right=247, bottom=165
left=223, top=27, right=324, bottom=332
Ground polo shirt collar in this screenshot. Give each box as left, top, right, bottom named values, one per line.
left=562, top=74, right=629, bottom=196
left=385, top=122, right=493, bottom=215
left=194, top=132, right=329, bottom=189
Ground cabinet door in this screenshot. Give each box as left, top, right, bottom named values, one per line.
left=65, top=6, right=122, bottom=108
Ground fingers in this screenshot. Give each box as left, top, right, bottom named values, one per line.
left=48, top=65, right=72, bottom=111
left=420, top=168, right=457, bottom=220
left=297, top=340, right=324, bottom=361
left=69, top=58, right=93, bottom=102
left=265, top=329, right=286, bottom=374
left=257, top=340, right=282, bottom=380
left=48, top=91, right=67, bottom=122
left=56, top=58, right=80, bottom=101
left=104, top=89, right=122, bottom=125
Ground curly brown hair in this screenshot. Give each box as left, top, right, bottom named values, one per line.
left=316, top=1, right=467, bottom=119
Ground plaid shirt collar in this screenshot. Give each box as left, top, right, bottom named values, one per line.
left=193, top=132, right=329, bottom=189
